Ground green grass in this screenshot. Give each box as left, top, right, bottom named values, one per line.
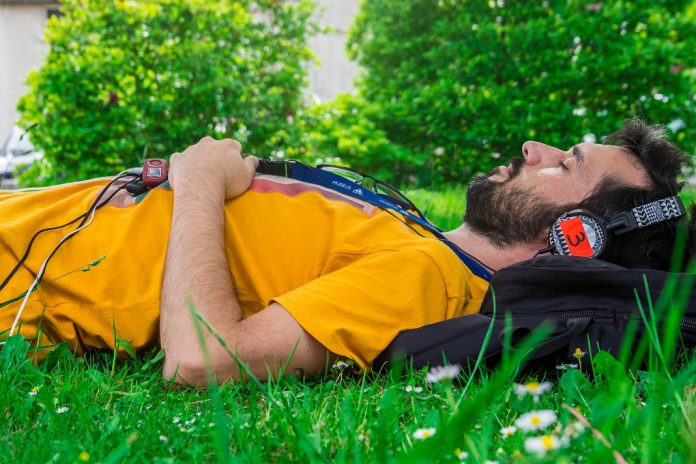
left=1, top=188, right=695, bottom=463
left=406, top=187, right=467, bottom=230
left=681, top=188, right=696, bottom=207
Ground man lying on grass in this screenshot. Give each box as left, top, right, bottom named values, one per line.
left=0, top=119, right=693, bottom=386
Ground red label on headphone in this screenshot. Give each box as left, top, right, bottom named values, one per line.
left=559, top=216, right=593, bottom=257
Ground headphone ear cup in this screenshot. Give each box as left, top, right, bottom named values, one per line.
left=548, top=210, right=607, bottom=258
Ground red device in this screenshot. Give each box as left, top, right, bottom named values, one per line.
left=142, top=158, right=169, bottom=189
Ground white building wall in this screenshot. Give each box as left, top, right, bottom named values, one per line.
left=0, top=0, right=360, bottom=140
left=0, top=3, right=57, bottom=141
left=307, top=0, right=360, bottom=103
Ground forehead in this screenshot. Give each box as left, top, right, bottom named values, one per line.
left=579, top=143, right=650, bottom=188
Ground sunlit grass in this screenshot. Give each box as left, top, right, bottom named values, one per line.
left=2, top=335, right=695, bottom=462
left=1, top=187, right=695, bottom=463
left=407, top=186, right=466, bottom=231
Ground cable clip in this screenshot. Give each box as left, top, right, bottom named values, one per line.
left=126, top=158, right=169, bottom=196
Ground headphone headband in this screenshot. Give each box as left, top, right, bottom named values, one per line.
left=607, top=196, right=686, bottom=235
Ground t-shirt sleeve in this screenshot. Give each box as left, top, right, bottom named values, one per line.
left=272, top=249, right=450, bottom=370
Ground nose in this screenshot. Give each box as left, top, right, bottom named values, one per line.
left=521, top=141, right=566, bottom=166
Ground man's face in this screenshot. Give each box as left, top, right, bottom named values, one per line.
left=464, top=141, right=650, bottom=247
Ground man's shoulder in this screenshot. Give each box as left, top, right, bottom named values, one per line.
left=361, top=238, right=488, bottom=299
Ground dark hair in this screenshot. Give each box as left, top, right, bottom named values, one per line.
left=576, top=119, right=694, bottom=270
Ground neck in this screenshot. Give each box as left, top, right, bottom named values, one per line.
left=442, top=224, right=545, bottom=273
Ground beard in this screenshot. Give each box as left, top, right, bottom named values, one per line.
left=464, top=157, right=571, bottom=247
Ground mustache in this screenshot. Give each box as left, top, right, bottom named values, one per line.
left=484, top=156, right=525, bottom=181
left=507, top=157, right=524, bottom=180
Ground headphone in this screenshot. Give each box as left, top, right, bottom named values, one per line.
left=545, top=196, right=686, bottom=258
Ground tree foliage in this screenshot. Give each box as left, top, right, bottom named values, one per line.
left=268, top=94, right=419, bottom=182
left=347, top=0, right=696, bottom=185
left=18, top=0, right=316, bottom=184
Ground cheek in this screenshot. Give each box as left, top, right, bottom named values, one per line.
left=533, top=171, right=591, bottom=204
left=532, top=179, right=587, bottom=204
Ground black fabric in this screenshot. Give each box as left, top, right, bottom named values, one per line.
left=374, top=256, right=696, bottom=370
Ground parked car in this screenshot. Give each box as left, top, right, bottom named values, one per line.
left=0, top=125, right=43, bottom=187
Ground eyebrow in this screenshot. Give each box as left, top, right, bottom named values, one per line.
left=572, top=145, right=585, bottom=171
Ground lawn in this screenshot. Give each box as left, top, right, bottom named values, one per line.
left=1, top=187, right=695, bottom=463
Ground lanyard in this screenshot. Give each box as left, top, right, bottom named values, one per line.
left=257, top=161, right=492, bottom=282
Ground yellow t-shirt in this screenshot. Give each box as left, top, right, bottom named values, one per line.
left=0, top=175, right=489, bottom=369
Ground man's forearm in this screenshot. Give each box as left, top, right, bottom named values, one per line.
left=156, top=137, right=325, bottom=385
left=160, top=187, right=242, bottom=382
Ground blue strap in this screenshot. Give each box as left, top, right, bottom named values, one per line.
left=262, top=162, right=492, bottom=282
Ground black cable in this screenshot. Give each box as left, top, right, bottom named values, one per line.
left=533, top=245, right=555, bottom=258
left=384, top=208, right=496, bottom=273
left=264, top=159, right=430, bottom=222
left=383, top=208, right=428, bottom=238
left=1, top=176, right=140, bottom=302
left=0, top=173, right=140, bottom=293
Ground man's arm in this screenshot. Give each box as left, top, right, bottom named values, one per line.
left=159, top=137, right=335, bottom=386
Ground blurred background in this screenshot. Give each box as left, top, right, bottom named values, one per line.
left=1, top=0, right=694, bottom=189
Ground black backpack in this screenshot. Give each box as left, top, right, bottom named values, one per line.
left=374, top=256, right=696, bottom=370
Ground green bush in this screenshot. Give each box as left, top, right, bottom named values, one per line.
left=268, top=94, right=420, bottom=183
left=18, top=0, right=316, bottom=184
left=348, top=0, right=696, bottom=185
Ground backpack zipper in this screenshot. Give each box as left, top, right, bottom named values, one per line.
left=554, top=310, right=696, bottom=332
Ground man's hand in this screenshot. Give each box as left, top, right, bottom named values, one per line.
left=168, top=136, right=258, bottom=200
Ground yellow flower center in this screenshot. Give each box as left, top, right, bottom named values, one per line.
left=541, top=435, right=554, bottom=450
left=79, top=451, right=90, bottom=462
left=422, top=430, right=431, bottom=438
left=527, top=382, right=540, bottom=391
left=531, top=416, right=541, bottom=426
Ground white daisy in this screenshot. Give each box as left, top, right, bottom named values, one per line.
left=524, top=434, right=560, bottom=454
left=426, top=364, right=461, bottom=383
left=56, top=406, right=69, bottom=414
left=454, top=449, right=468, bottom=459
left=573, top=347, right=586, bottom=360
left=563, top=421, right=586, bottom=438
left=412, top=427, right=436, bottom=440
left=514, top=381, right=552, bottom=399
left=501, top=425, right=517, bottom=438
left=555, top=364, right=578, bottom=370
left=404, top=385, right=423, bottom=393
left=332, top=361, right=352, bottom=370
left=515, top=410, right=557, bottom=432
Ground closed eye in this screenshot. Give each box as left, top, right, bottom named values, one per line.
left=558, top=160, right=569, bottom=171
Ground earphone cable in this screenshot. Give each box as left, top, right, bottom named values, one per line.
left=383, top=208, right=496, bottom=273
left=0, top=173, right=139, bottom=293
left=6, top=176, right=140, bottom=336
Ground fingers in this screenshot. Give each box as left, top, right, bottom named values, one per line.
left=194, top=136, right=242, bottom=153
left=244, top=155, right=259, bottom=176
left=168, top=137, right=255, bottom=199
left=226, top=138, right=243, bottom=153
